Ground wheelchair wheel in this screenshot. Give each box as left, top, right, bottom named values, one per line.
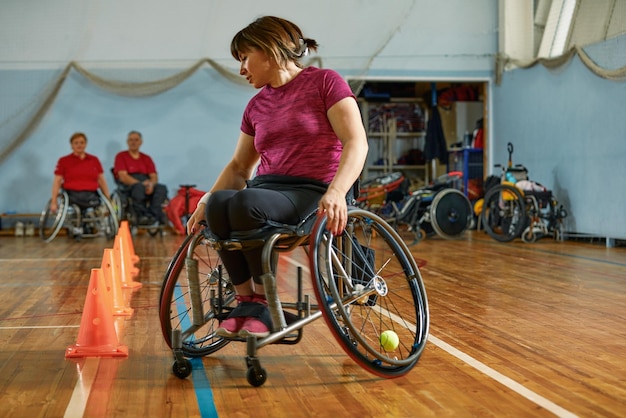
left=481, top=184, right=527, bottom=242
left=39, top=191, right=69, bottom=243
left=159, top=231, right=235, bottom=357
left=309, top=208, right=429, bottom=378
left=430, top=189, right=472, bottom=239
left=66, top=204, right=83, bottom=239
left=98, top=190, right=119, bottom=239
left=110, top=190, right=124, bottom=222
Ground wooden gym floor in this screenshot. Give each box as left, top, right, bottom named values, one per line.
left=0, top=228, right=624, bottom=417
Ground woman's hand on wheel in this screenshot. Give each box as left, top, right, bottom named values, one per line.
left=186, top=204, right=206, bottom=235
left=318, top=188, right=347, bottom=236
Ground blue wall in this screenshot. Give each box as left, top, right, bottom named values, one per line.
left=0, top=67, right=256, bottom=212
left=493, top=56, right=626, bottom=239
left=1, top=0, right=624, bottom=239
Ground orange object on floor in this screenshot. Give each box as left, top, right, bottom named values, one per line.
left=65, top=268, right=129, bottom=358
left=114, top=236, right=142, bottom=289
left=118, top=221, right=140, bottom=265
left=100, top=248, right=133, bottom=316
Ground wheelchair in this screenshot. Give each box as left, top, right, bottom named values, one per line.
left=39, top=189, right=119, bottom=243
left=159, top=207, right=429, bottom=387
left=481, top=143, right=567, bottom=243
left=360, top=172, right=473, bottom=246
left=110, top=176, right=165, bottom=237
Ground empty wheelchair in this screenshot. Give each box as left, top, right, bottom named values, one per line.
left=481, top=180, right=567, bottom=243
left=39, top=189, right=118, bottom=243
left=362, top=172, right=472, bottom=246
left=159, top=207, right=429, bottom=386
left=481, top=143, right=567, bottom=243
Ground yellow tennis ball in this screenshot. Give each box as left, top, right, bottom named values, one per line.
left=379, top=330, right=399, bottom=351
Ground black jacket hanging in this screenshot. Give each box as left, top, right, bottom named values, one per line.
left=424, top=106, right=448, bottom=164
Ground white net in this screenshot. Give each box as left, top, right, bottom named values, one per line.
left=498, top=0, right=626, bottom=84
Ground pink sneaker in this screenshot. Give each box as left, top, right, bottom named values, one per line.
left=215, top=316, right=245, bottom=338
left=238, top=317, right=270, bottom=338
left=215, top=295, right=254, bottom=338
left=239, top=294, right=270, bottom=338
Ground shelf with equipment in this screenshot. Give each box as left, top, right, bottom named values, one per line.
left=360, top=99, right=428, bottom=185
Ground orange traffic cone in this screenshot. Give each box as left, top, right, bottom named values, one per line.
left=114, top=234, right=142, bottom=289
left=101, top=248, right=133, bottom=316
left=65, top=269, right=129, bottom=358
left=118, top=221, right=140, bottom=265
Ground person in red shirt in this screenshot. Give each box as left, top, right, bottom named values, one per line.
left=113, top=131, right=168, bottom=225
left=50, top=132, right=110, bottom=212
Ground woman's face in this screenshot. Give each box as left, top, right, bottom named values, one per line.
left=238, top=47, right=273, bottom=88
left=71, top=136, right=87, bottom=155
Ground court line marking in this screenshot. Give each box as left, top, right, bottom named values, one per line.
left=35, top=247, right=581, bottom=417
left=0, top=325, right=79, bottom=329
left=427, top=334, right=578, bottom=418
left=0, top=258, right=104, bottom=262
left=0, top=256, right=172, bottom=262
left=381, top=308, right=578, bottom=418
left=64, top=358, right=99, bottom=418
left=174, top=280, right=219, bottom=418
left=284, top=255, right=578, bottom=417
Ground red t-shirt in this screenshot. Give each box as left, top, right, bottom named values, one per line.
left=113, top=151, right=157, bottom=178
left=54, top=153, right=103, bottom=191
left=241, top=67, right=355, bottom=184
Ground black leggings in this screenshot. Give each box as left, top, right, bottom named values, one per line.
left=206, top=185, right=324, bottom=286
left=66, top=190, right=100, bottom=211
left=128, top=182, right=168, bottom=221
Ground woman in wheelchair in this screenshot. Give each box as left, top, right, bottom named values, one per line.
left=50, top=132, right=111, bottom=217
left=185, top=16, right=368, bottom=339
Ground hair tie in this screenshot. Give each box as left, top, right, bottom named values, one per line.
left=297, top=38, right=308, bottom=57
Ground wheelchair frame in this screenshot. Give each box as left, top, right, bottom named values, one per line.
left=360, top=172, right=473, bottom=246
left=159, top=207, right=429, bottom=386
left=111, top=184, right=164, bottom=237
left=39, top=189, right=119, bottom=243
left=481, top=183, right=567, bottom=243
left=481, top=143, right=567, bottom=243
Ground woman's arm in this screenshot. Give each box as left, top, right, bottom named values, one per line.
left=320, top=96, right=369, bottom=235
left=186, top=132, right=259, bottom=234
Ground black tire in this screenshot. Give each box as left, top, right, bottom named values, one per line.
left=110, top=190, right=124, bottom=223
left=98, top=189, right=119, bottom=239
left=39, top=192, right=69, bottom=243
left=430, top=189, right=472, bottom=239
left=172, top=359, right=193, bottom=379
left=246, top=366, right=267, bottom=387
left=309, top=208, right=429, bottom=379
left=481, top=184, right=527, bottom=242
left=159, top=231, right=234, bottom=357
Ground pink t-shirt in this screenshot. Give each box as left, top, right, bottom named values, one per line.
left=241, top=67, right=355, bottom=184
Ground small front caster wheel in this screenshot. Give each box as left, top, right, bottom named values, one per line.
left=246, top=366, right=267, bottom=387
left=522, top=228, right=536, bottom=243
left=172, top=358, right=192, bottom=379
